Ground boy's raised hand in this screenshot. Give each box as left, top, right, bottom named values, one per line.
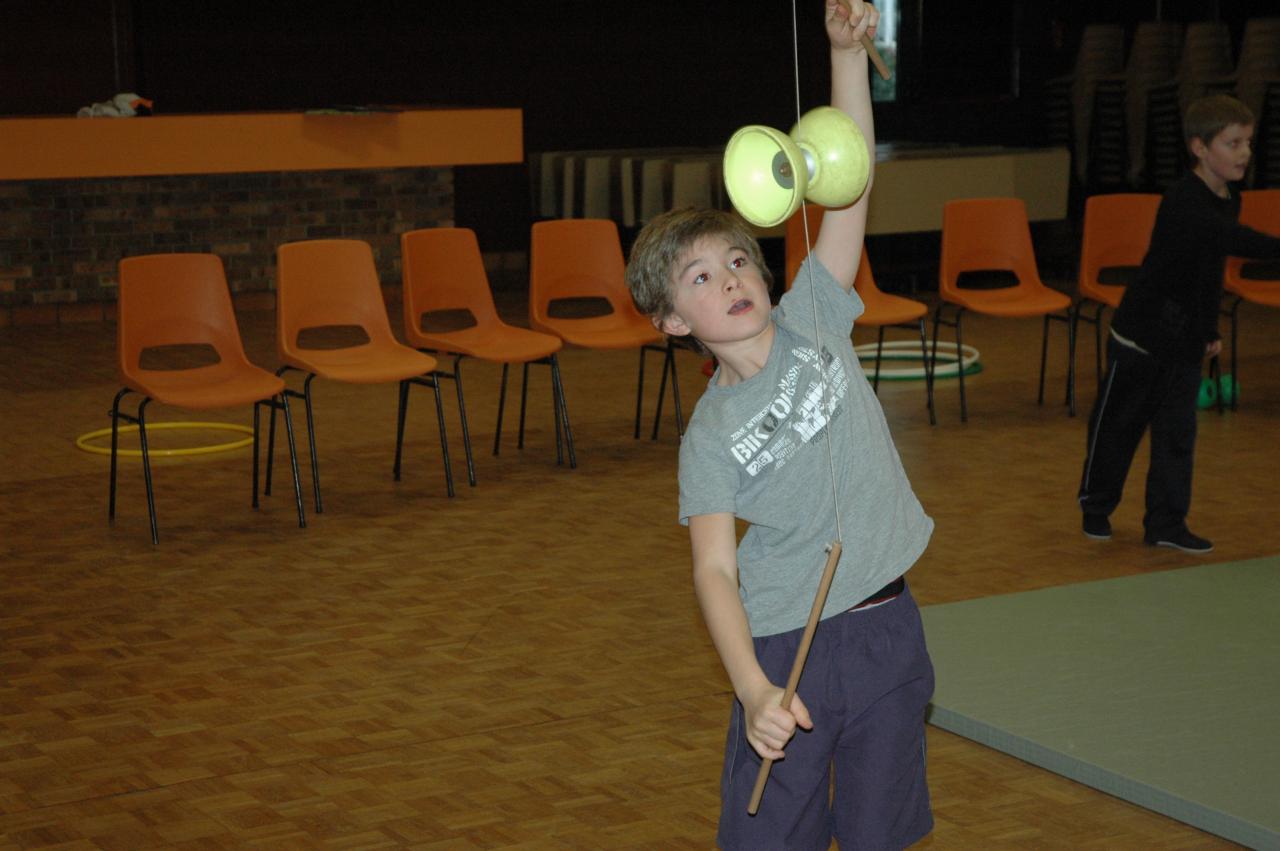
left=826, top=0, right=879, bottom=52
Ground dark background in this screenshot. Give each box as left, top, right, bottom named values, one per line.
left=3, top=0, right=1269, bottom=253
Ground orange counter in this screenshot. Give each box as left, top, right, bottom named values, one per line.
left=0, top=108, right=523, bottom=180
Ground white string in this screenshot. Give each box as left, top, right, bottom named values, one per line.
left=792, top=0, right=845, bottom=545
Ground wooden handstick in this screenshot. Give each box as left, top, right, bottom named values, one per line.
left=861, top=35, right=891, bottom=81
left=747, top=540, right=844, bottom=815
left=836, top=0, right=892, bottom=81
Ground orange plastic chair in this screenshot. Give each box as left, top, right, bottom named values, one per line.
left=1222, top=188, right=1280, bottom=409
left=111, top=253, right=306, bottom=543
left=785, top=207, right=935, bottom=424
left=529, top=218, right=684, bottom=440
left=402, top=227, right=576, bottom=477
left=270, top=239, right=451, bottom=512
left=1073, top=193, right=1161, bottom=391
left=937, top=197, right=1075, bottom=421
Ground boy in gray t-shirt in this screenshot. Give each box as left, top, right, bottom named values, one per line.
left=625, top=3, right=934, bottom=848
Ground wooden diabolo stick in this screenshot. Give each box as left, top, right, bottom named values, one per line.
left=747, top=540, right=844, bottom=815
left=836, top=0, right=892, bottom=81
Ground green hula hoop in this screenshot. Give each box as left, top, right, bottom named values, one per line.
left=76, top=421, right=255, bottom=458
left=854, top=341, right=982, bottom=381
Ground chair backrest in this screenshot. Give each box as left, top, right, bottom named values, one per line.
left=784, top=205, right=824, bottom=289
left=276, top=239, right=399, bottom=360
left=1235, top=18, right=1280, bottom=120
left=783, top=205, right=878, bottom=298
left=1226, top=189, right=1280, bottom=283
left=117, top=253, right=252, bottom=380
left=1070, top=24, right=1126, bottom=170
left=939, top=198, right=1042, bottom=300
left=400, top=228, right=502, bottom=342
left=1078, top=193, right=1161, bottom=302
left=529, top=219, right=640, bottom=327
left=1124, top=22, right=1184, bottom=178
left=1238, top=188, right=1280, bottom=232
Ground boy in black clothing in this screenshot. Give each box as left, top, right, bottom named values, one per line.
left=1079, top=94, right=1280, bottom=553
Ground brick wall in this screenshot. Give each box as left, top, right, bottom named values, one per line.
left=0, top=167, right=454, bottom=325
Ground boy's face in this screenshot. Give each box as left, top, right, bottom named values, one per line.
left=1193, top=122, right=1254, bottom=190
left=658, top=235, right=771, bottom=347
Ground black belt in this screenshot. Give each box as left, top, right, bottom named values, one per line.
left=850, top=576, right=905, bottom=611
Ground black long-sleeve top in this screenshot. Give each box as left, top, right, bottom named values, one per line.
left=1112, top=171, right=1280, bottom=363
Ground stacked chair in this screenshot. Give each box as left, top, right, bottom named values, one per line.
left=1040, top=24, right=1125, bottom=187
left=1144, top=22, right=1236, bottom=190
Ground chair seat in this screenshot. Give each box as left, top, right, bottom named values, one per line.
left=127, top=363, right=284, bottom=410
left=284, top=341, right=437, bottom=383
left=947, top=284, right=1071, bottom=317
left=859, top=291, right=928, bottom=326
left=1227, top=279, right=1280, bottom=307
left=533, top=314, right=663, bottom=350
left=1078, top=282, right=1125, bottom=308
left=411, top=323, right=564, bottom=363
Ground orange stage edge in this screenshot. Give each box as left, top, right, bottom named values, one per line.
left=0, top=108, right=524, bottom=180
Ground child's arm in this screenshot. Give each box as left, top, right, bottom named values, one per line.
left=813, top=0, right=878, bottom=291
left=689, top=512, right=813, bottom=760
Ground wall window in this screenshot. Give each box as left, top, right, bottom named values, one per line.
left=871, top=0, right=898, bottom=102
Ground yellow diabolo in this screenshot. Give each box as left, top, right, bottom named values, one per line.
left=722, top=106, right=870, bottom=228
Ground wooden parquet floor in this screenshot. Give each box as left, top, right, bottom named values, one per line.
left=3, top=288, right=1278, bottom=849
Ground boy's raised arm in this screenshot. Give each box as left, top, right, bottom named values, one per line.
left=813, top=0, right=878, bottom=291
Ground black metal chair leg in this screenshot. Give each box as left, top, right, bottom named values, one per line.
left=633, top=347, right=650, bottom=439
left=649, top=341, right=686, bottom=440
left=452, top=357, right=476, bottom=486
left=394, top=378, right=410, bottom=482
left=278, top=393, right=306, bottom=528
left=493, top=363, right=510, bottom=456
left=264, top=389, right=278, bottom=496
left=551, top=353, right=578, bottom=468
left=429, top=376, right=456, bottom=497
left=108, top=387, right=129, bottom=523
left=550, top=359, right=565, bottom=466
left=917, top=317, right=936, bottom=426
left=136, top=398, right=158, bottom=545
left=300, top=374, right=322, bottom=514
left=518, top=362, right=531, bottom=449
left=1065, top=311, right=1077, bottom=416
left=930, top=305, right=945, bottom=419
left=651, top=344, right=671, bottom=440
left=1037, top=314, right=1050, bottom=406
left=252, top=401, right=262, bottom=509
left=669, top=346, right=685, bottom=438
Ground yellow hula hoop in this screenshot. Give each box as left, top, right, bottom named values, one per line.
left=75, top=421, right=255, bottom=458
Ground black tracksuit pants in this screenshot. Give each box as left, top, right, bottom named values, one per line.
left=1078, top=336, right=1203, bottom=538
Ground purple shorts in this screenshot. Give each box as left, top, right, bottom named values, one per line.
left=717, top=584, right=934, bottom=850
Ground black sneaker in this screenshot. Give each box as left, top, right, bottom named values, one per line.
left=1145, top=529, right=1213, bottom=553
left=1082, top=514, right=1112, bottom=541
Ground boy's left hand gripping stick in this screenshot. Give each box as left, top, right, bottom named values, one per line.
left=747, top=541, right=843, bottom=815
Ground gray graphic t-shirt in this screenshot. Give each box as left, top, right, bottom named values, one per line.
left=678, top=256, right=933, bottom=636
